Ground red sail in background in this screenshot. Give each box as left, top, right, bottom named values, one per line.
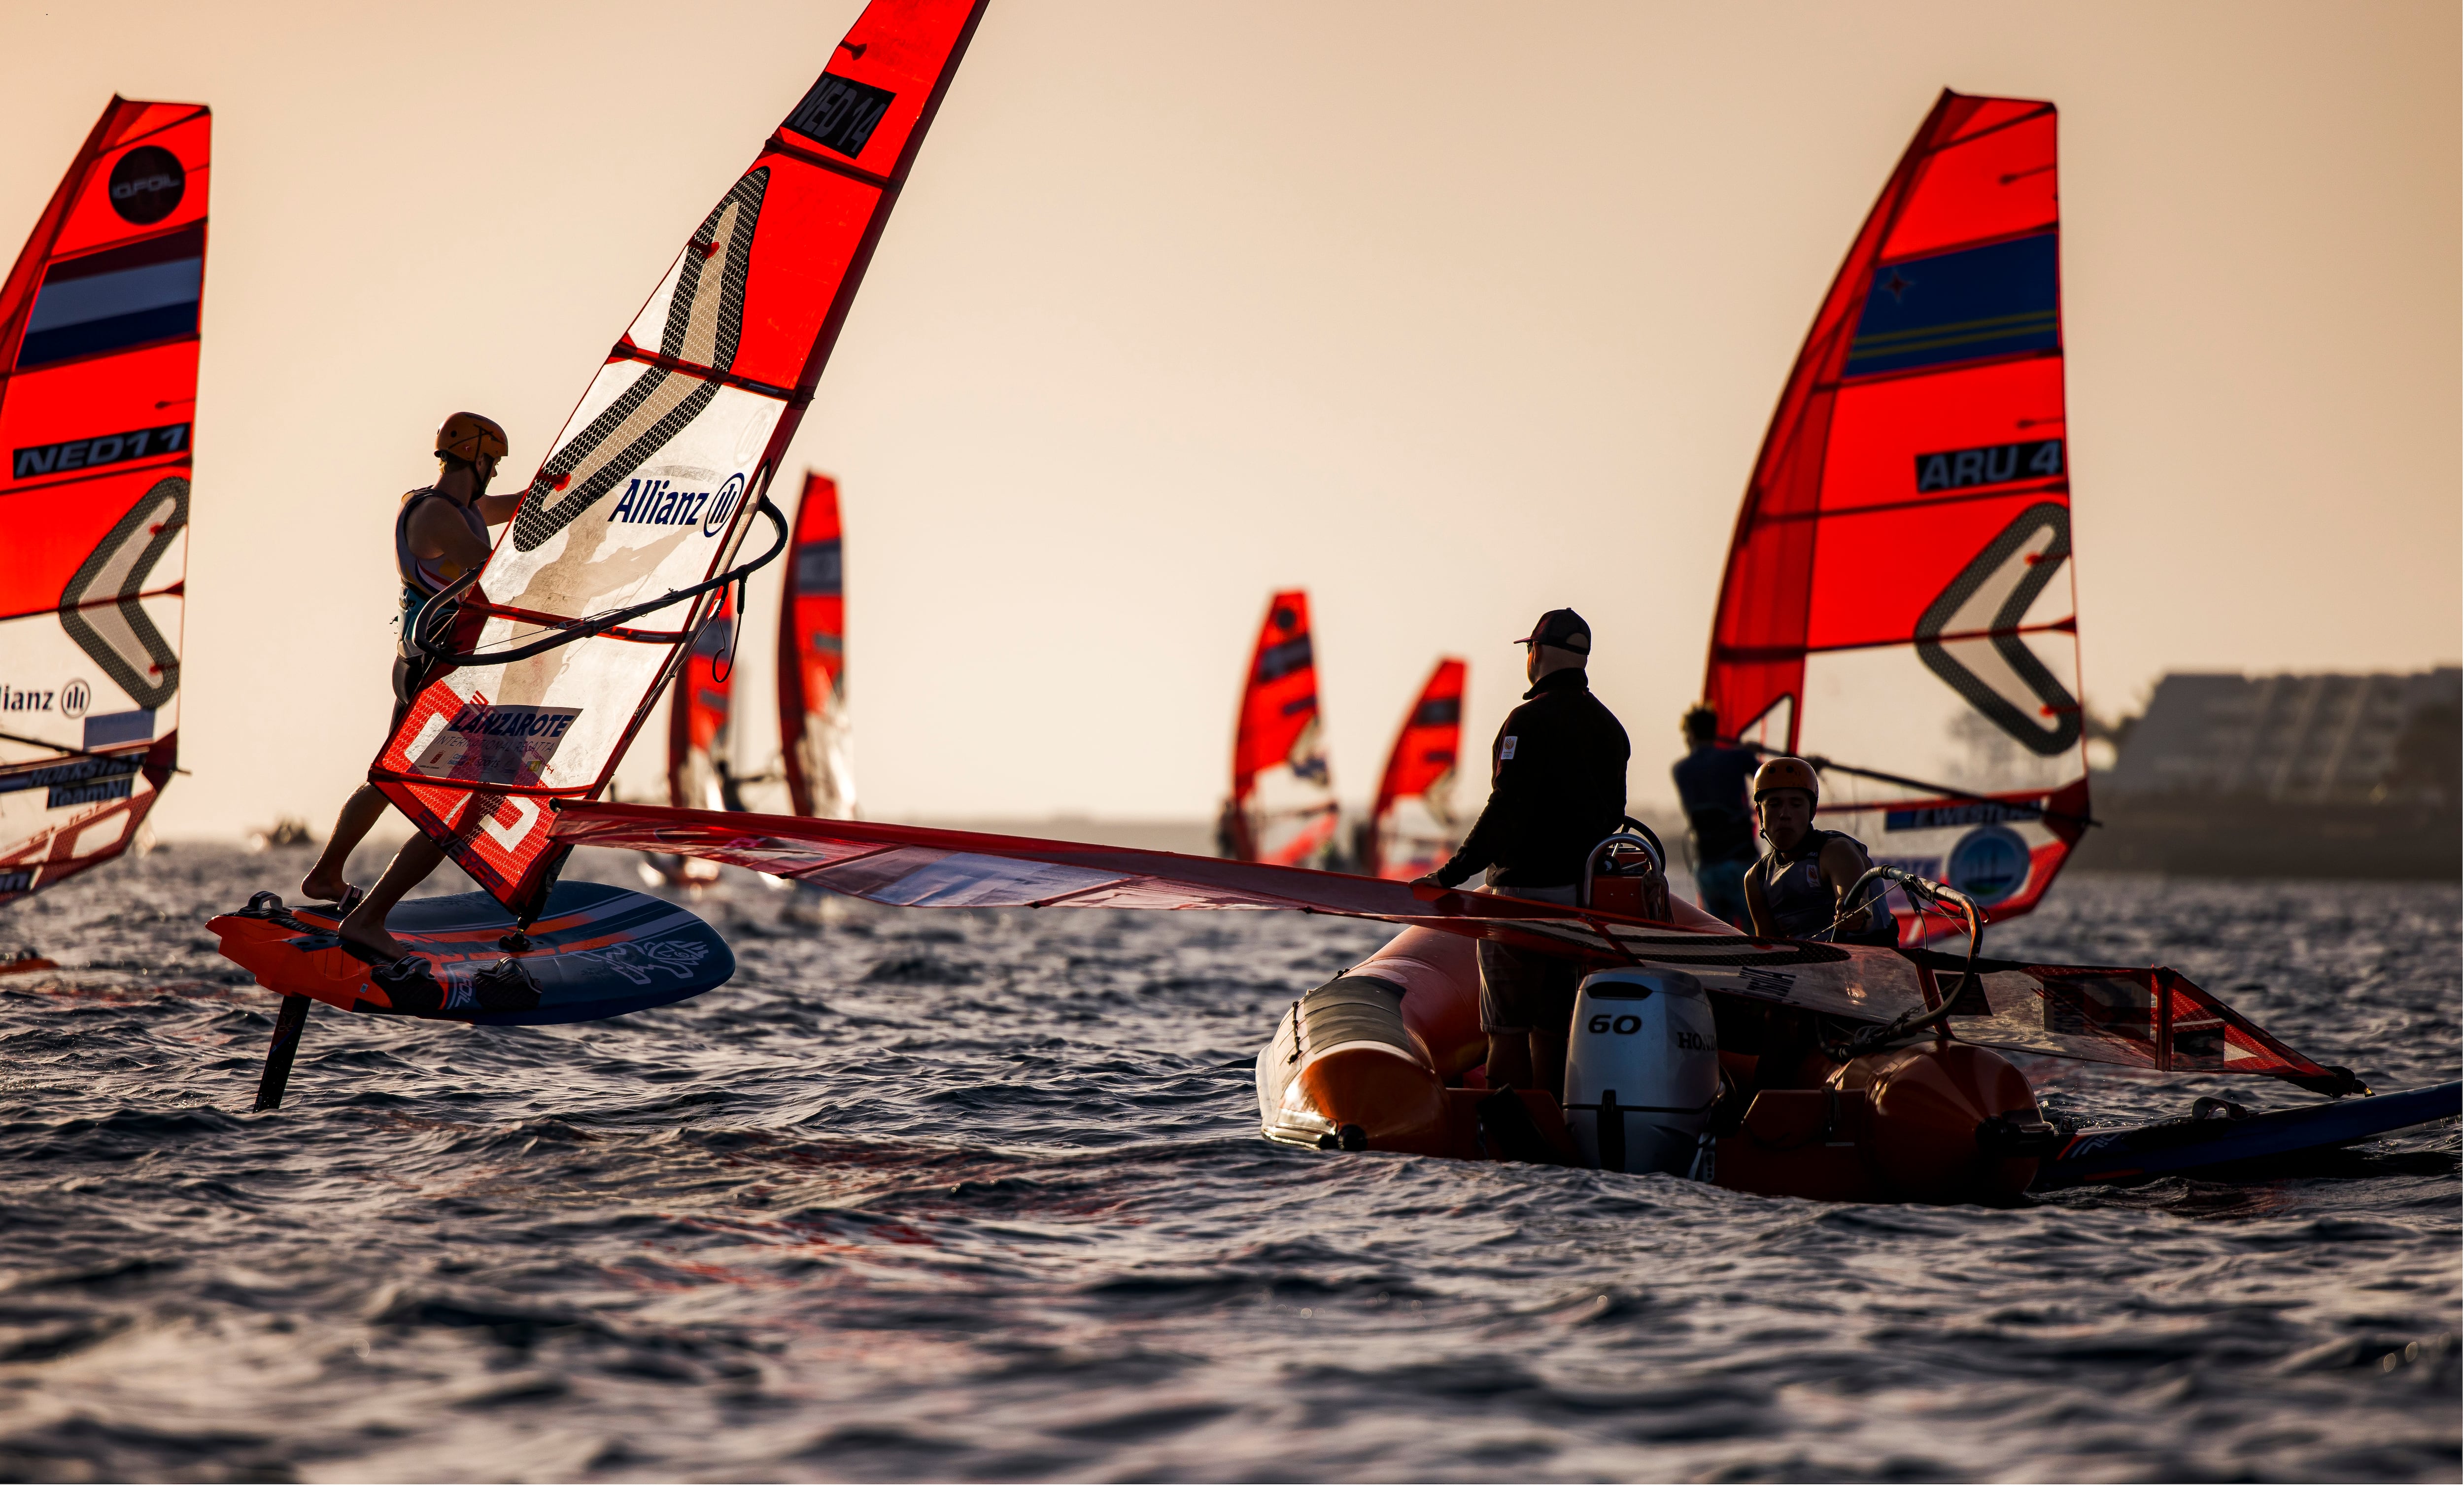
left=666, top=585, right=736, bottom=814
left=1703, top=91, right=2088, bottom=939
left=777, top=470, right=853, bottom=819
left=1221, top=589, right=1337, bottom=867
left=650, top=587, right=736, bottom=888
left=1362, top=657, right=1465, bottom=880
left=0, top=98, right=209, bottom=905
left=550, top=801, right=2354, bottom=1096
left=368, top=0, right=988, bottom=920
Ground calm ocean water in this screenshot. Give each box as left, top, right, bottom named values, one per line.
left=0, top=844, right=2453, bottom=1482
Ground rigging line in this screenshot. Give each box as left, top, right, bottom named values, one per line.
left=0, top=729, right=190, bottom=775
left=1721, top=736, right=2100, bottom=829
left=415, top=496, right=789, bottom=669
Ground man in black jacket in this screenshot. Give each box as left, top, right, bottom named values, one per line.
left=1413, top=608, right=1629, bottom=1096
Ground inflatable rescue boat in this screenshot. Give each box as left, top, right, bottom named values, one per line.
left=1255, top=921, right=2050, bottom=1204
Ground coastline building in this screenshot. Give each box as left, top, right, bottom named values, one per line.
left=2085, top=668, right=2460, bottom=878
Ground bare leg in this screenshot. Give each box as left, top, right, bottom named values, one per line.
left=1531, top=1029, right=1569, bottom=1104
left=335, top=832, right=446, bottom=962
left=1485, top=1033, right=1535, bottom=1091
left=301, top=785, right=390, bottom=902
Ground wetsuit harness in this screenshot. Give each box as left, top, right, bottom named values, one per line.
left=1754, top=827, right=1899, bottom=946
left=394, top=487, right=490, bottom=659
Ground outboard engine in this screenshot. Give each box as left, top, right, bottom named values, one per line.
left=1563, top=968, right=1719, bottom=1177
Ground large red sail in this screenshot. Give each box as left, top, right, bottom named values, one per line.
left=0, top=98, right=209, bottom=905
left=368, top=0, right=987, bottom=919
left=1703, top=91, right=2088, bottom=938
left=549, top=802, right=2355, bottom=1096
left=1361, top=657, right=1465, bottom=880
left=776, top=470, right=853, bottom=819
left=1221, top=589, right=1337, bottom=867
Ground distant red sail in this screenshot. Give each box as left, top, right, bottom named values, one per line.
left=1703, top=91, right=2088, bottom=938
left=1223, top=589, right=1336, bottom=866
left=1363, top=657, right=1465, bottom=880
left=667, top=584, right=736, bottom=812
left=367, top=0, right=987, bottom=920
left=776, top=470, right=852, bottom=819
left=0, top=98, right=209, bottom=905
left=550, top=800, right=2353, bottom=1095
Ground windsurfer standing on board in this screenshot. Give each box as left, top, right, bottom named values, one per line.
left=298, top=413, right=518, bottom=963
left=1742, top=756, right=1898, bottom=947
left=1412, top=609, right=1633, bottom=1099
left=1671, top=705, right=1759, bottom=929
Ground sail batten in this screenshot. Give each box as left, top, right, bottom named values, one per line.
left=368, top=0, right=986, bottom=918
left=0, top=97, right=210, bottom=905
left=1704, top=90, right=2087, bottom=939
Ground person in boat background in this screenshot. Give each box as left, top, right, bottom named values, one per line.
left=1742, top=755, right=1898, bottom=947
left=1412, top=607, right=1633, bottom=1099
left=1672, top=705, right=1759, bottom=929
left=300, top=413, right=519, bottom=965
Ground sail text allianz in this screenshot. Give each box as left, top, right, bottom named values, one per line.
left=606, top=476, right=739, bottom=531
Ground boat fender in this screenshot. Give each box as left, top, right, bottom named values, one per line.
left=1563, top=968, right=1719, bottom=1176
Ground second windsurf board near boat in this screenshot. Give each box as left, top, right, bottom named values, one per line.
left=2033, top=1081, right=2463, bottom=1189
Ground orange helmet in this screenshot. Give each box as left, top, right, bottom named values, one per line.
left=434, top=412, right=509, bottom=464
left=1751, top=755, right=1820, bottom=806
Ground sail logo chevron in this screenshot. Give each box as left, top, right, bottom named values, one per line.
left=1915, top=502, right=2080, bottom=757
left=58, top=476, right=186, bottom=712
left=512, top=169, right=768, bottom=553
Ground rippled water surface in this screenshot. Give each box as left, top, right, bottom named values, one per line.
left=0, top=845, right=2455, bottom=1482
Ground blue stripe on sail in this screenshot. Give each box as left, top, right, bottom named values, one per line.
left=1846, top=234, right=2059, bottom=377
left=28, top=257, right=202, bottom=331
left=17, top=302, right=199, bottom=368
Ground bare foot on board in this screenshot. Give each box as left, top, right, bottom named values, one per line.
left=299, top=872, right=359, bottom=905
left=335, top=905, right=412, bottom=965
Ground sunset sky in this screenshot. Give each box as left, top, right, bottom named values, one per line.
left=4, top=0, right=2456, bottom=838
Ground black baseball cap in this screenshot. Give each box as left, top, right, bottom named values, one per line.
left=1513, top=607, right=1591, bottom=655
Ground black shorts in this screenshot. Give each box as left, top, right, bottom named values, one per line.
left=1474, top=880, right=1585, bottom=1035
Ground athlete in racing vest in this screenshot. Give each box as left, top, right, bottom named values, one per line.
left=1742, top=756, right=1898, bottom=947
left=1412, top=607, right=1634, bottom=1098
left=300, top=414, right=519, bottom=963
left=1671, top=705, right=1758, bottom=929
